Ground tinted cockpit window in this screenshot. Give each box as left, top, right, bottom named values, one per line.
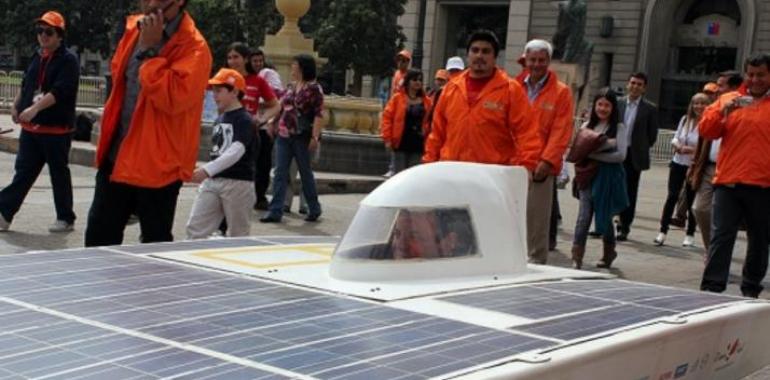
left=335, top=206, right=478, bottom=260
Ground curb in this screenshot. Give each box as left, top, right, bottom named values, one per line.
left=0, top=134, right=383, bottom=195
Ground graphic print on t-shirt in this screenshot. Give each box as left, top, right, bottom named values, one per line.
left=211, top=122, right=234, bottom=158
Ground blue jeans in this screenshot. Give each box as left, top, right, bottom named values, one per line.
left=573, top=188, right=615, bottom=247
left=268, top=135, right=321, bottom=219
left=0, top=130, right=75, bottom=223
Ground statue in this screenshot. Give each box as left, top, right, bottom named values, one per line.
left=552, top=0, right=592, bottom=63
left=551, top=0, right=594, bottom=109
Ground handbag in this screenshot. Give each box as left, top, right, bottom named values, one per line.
left=566, top=127, right=607, bottom=163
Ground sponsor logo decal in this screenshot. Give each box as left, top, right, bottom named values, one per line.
left=714, top=338, right=745, bottom=372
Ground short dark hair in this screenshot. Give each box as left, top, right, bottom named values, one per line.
left=252, top=48, right=264, bottom=58
left=213, top=83, right=244, bottom=101
left=402, top=68, right=425, bottom=97
left=744, top=53, right=770, bottom=72
left=293, top=54, right=317, bottom=81
left=719, top=70, right=743, bottom=88
left=628, top=72, right=648, bottom=85
left=466, top=29, right=500, bottom=58
left=227, top=42, right=255, bottom=74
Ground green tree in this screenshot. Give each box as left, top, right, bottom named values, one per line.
left=315, top=0, right=406, bottom=95
left=186, top=0, right=281, bottom=71
left=2, top=0, right=131, bottom=68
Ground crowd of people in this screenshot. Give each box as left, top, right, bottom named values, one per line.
left=1, top=4, right=769, bottom=298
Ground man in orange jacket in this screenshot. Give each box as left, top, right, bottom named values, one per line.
left=700, top=53, right=770, bottom=298
left=85, top=0, right=212, bottom=247
left=423, top=29, right=540, bottom=170
left=515, top=39, right=574, bottom=264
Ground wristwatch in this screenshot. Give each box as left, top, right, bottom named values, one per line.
left=137, top=47, right=158, bottom=60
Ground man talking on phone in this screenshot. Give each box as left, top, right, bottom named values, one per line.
left=85, top=0, right=212, bottom=246
left=700, top=53, right=770, bottom=298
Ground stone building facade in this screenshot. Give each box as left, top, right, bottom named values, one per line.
left=399, top=0, right=770, bottom=127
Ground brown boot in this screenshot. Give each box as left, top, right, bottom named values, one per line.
left=596, top=241, right=617, bottom=269
left=571, top=245, right=585, bottom=269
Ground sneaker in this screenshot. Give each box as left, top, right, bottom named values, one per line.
left=653, top=232, right=666, bottom=246
left=0, top=214, right=10, bottom=231
left=48, top=220, right=74, bottom=233
left=682, top=235, right=695, bottom=247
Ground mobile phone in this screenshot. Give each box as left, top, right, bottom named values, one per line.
left=136, top=0, right=176, bottom=29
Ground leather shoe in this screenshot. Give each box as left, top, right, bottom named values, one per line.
left=616, top=232, right=628, bottom=242
left=588, top=230, right=601, bottom=238
left=304, top=213, right=321, bottom=222
left=259, top=214, right=281, bottom=223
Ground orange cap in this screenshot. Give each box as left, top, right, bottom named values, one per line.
left=36, top=11, right=65, bottom=30
left=397, top=50, right=412, bottom=61
left=435, top=69, right=449, bottom=81
left=703, top=82, right=719, bottom=93
left=208, top=68, right=246, bottom=92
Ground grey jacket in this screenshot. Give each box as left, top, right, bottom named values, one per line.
left=618, top=96, right=660, bottom=171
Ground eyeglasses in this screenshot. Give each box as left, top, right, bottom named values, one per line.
left=36, top=27, right=56, bottom=37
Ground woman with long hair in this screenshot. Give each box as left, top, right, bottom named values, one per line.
left=380, top=69, right=433, bottom=173
left=260, top=54, right=323, bottom=223
left=571, top=89, right=629, bottom=269
left=654, top=92, right=710, bottom=247
left=225, top=42, right=281, bottom=210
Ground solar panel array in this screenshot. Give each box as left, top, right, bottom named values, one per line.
left=0, top=238, right=747, bottom=379
left=0, top=246, right=563, bottom=379
left=440, top=280, right=742, bottom=342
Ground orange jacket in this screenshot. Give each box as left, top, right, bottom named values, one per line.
left=96, top=13, right=212, bottom=188
left=515, top=70, right=574, bottom=175
left=699, top=89, right=770, bottom=187
left=380, top=92, right=433, bottom=149
left=423, top=68, right=541, bottom=170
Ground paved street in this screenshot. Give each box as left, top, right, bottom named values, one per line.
left=0, top=151, right=756, bottom=297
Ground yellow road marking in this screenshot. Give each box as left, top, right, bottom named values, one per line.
left=191, top=244, right=335, bottom=269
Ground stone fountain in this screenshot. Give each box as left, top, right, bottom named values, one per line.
left=262, top=0, right=389, bottom=175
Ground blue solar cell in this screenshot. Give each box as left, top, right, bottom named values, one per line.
left=515, top=304, right=675, bottom=340
left=40, top=363, right=149, bottom=380
left=441, top=285, right=619, bottom=319
left=0, top=336, right=49, bottom=358
left=196, top=334, right=284, bottom=356
left=0, top=348, right=92, bottom=378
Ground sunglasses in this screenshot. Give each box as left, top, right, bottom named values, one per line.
left=36, top=27, right=56, bottom=37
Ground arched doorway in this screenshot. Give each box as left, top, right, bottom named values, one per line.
left=639, top=0, right=756, bottom=127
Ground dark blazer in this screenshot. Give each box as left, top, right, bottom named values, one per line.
left=618, top=96, right=659, bottom=171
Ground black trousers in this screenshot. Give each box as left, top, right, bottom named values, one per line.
left=0, top=130, right=75, bottom=223
left=84, top=162, right=182, bottom=247
left=701, top=185, right=770, bottom=296
left=549, top=179, right=560, bottom=244
left=254, top=129, right=273, bottom=204
left=619, top=159, right=641, bottom=234
left=660, top=161, right=696, bottom=235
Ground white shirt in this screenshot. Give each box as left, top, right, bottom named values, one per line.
left=671, top=116, right=699, bottom=166
left=709, top=138, right=721, bottom=163
left=624, top=97, right=640, bottom=144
